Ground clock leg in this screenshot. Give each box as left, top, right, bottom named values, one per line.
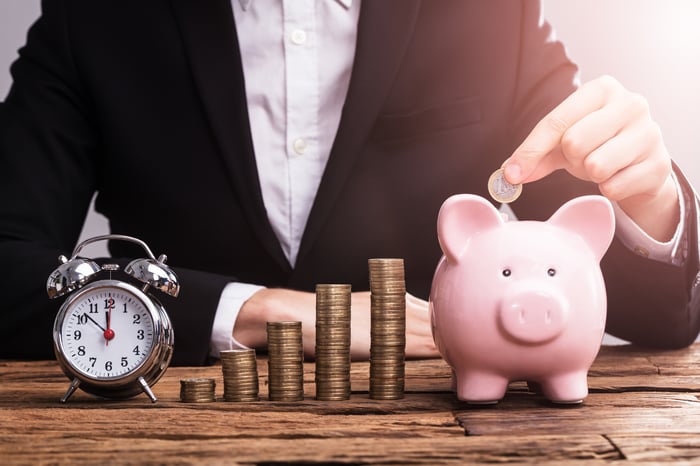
left=60, top=378, right=81, bottom=403
left=138, top=376, right=157, bottom=403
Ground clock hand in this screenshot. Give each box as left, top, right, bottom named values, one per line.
left=82, top=313, right=106, bottom=332
left=104, top=309, right=115, bottom=344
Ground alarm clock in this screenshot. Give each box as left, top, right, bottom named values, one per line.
left=47, top=234, right=178, bottom=403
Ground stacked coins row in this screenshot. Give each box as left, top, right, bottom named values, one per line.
left=180, top=378, right=216, bottom=403
left=368, top=258, right=406, bottom=400
left=220, top=348, right=259, bottom=402
left=315, top=284, right=352, bottom=401
left=267, top=321, right=305, bottom=401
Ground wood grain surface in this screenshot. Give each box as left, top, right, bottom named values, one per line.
left=2, top=344, right=700, bottom=465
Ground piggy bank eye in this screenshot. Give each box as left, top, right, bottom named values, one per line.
left=502, top=268, right=512, bottom=277
left=547, top=268, right=557, bottom=277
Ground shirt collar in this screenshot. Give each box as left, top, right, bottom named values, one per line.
left=239, top=0, right=352, bottom=12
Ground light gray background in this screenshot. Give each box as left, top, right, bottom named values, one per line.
left=1, top=1, right=699, bottom=345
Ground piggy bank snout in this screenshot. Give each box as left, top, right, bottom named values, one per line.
left=498, top=288, right=568, bottom=344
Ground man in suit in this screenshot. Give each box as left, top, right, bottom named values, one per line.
left=1, top=0, right=699, bottom=366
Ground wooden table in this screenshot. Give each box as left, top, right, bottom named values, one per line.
left=2, top=344, right=700, bottom=465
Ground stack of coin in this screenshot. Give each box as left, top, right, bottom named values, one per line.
left=266, top=321, right=305, bottom=401
left=314, top=284, right=352, bottom=401
left=368, top=258, right=406, bottom=400
left=220, top=348, right=259, bottom=402
left=179, top=378, right=216, bottom=403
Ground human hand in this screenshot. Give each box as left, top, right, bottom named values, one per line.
left=233, top=288, right=439, bottom=360
left=503, top=75, right=679, bottom=242
left=348, top=291, right=439, bottom=360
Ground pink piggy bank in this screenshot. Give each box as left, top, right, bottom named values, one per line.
left=429, top=194, right=615, bottom=404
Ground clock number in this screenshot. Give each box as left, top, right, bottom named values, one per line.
left=105, top=361, right=113, bottom=371
left=89, top=303, right=98, bottom=314
left=77, top=314, right=88, bottom=325
left=77, top=346, right=86, bottom=356
left=73, top=330, right=82, bottom=341
left=123, top=303, right=128, bottom=313
left=132, top=345, right=141, bottom=356
left=89, top=357, right=97, bottom=368
left=104, top=297, right=115, bottom=310
left=136, top=329, right=145, bottom=340
left=121, top=357, right=128, bottom=367
left=132, top=314, right=141, bottom=325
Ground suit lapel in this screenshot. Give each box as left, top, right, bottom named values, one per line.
left=295, top=0, right=422, bottom=266
left=169, top=0, right=290, bottom=272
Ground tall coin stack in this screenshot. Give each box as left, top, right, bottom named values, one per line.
left=220, top=349, right=259, bottom=402
left=314, top=284, right=352, bottom=401
left=368, top=258, right=406, bottom=400
left=266, top=321, right=305, bottom=401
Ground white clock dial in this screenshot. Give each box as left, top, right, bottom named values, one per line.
left=59, top=286, right=155, bottom=379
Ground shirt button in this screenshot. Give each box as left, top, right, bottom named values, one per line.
left=293, top=138, right=307, bottom=155
left=290, top=29, right=307, bottom=45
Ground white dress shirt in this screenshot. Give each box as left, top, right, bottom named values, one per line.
left=211, top=0, right=360, bottom=355
left=210, top=0, right=688, bottom=357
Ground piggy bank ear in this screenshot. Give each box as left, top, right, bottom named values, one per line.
left=437, top=194, right=503, bottom=263
left=547, top=195, right=615, bottom=261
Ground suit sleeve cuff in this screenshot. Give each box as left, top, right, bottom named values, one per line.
left=612, top=170, right=687, bottom=266
left=209, top=282, right=266, bottom=358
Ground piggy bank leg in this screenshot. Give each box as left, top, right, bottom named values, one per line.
left=540, top=371, right=588, bottom=404
left=455, top=370, right=509, bottom=404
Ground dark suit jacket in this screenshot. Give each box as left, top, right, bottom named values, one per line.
left=1, top=0, right=699, bottom=365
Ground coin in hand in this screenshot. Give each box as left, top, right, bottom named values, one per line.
left=488, top=168, right=522, bottom=204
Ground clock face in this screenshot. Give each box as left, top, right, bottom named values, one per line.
left=58, top=284, right=156, bottom=380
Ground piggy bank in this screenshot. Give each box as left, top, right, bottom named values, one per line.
left=429, top=194, right=615, bottom=404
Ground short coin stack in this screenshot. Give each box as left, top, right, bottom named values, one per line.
left=368, top=258, right=406, bottom=400
left=314, top=284, right=352, bottom=401
left=220, top=348, right=259, bottom=402
left=266, top=321, right=305, bottom=401
left=179, top=378, right=216, bottom=403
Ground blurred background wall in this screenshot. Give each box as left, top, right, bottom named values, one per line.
left=2, top=0, right=699, bottom=250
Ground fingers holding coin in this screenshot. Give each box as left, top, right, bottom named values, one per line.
left=488, top=168, right=522, bottom=204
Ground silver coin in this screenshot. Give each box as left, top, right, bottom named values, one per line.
left=488, top=168, right=522, bottom=204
